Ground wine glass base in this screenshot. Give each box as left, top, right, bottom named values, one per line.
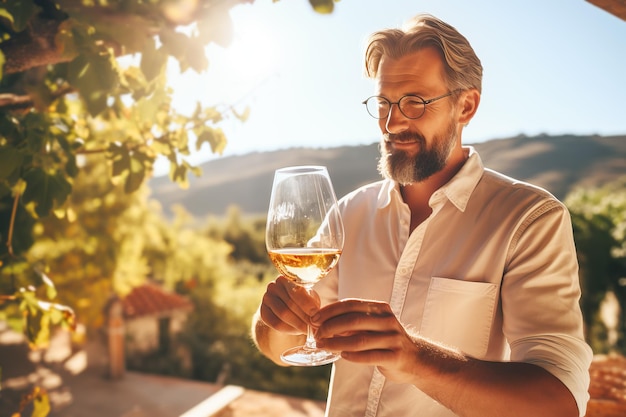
left=281, top=346, right=341, bottom=367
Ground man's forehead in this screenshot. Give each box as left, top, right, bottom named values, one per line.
left=376, top=49, right=446, bottom=89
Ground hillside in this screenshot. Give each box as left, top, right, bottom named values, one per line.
left=148, top=134, right=626, bottom=217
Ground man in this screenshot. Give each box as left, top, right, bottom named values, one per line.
left=251, top=14, right=592, bottom=417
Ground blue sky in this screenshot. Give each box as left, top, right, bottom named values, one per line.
left=163, top=0, right=626, bottom=173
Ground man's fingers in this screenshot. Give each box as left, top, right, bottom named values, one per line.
left=259, top=301, right=304, bottom=334
left=317, top=330, right=399, bottom=352
left=259, top=276, right=320, bottom=334
left=315, top=298, right=392, bottom=320
left=312, top=299, right=396, bottom=337
left=277, top=276, right=320, bottom=316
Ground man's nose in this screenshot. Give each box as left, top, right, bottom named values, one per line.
left=384, top=103, right=409, bottom=134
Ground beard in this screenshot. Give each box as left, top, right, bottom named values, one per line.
left=377, top=119, right=458, bottom=185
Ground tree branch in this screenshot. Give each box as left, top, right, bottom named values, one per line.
left=7, top=191, right=19, bottom=258
left=0, top=0, right=250, bottom=77
left=0, top=86, right=75, bottom=111
left=0, top=16, right=72, bottom=75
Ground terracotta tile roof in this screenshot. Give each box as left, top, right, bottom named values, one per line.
left=586, top=354, right=626, bottom=417
left=122, top=283, right=193, bottom=319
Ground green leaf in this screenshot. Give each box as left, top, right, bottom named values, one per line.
left=1, top=0, right=38, bottom=32
left=37, top=301, right=76, bottom=330
left=0, top=113, right=21, bottom=141
left=23, top=113, right=47, bottom=152
left=122, top=66, right=149, bottom=99
left=54, top=19, right=80, bottom=60
left=0, top=146, right=23, bottom=179
left=19, top=287, right=77, bottom=346
left=112, top=153, right=129, bottom=177
left=67, top=52, right=120, bottom=116
left=85, top=92, right=108, bottom=117
left=109, top=143, right=130, bottom=177
left=151, top=138, right=174, bottom=156
left=159, top=30, right=208, bottom=74
left=196, top=127, right=227, bottom=155
left=22, top=167, right=45, bottom=200
left=54, top=132, right=72, bottom=153
left=65, top=154, right=79, bottom=177
left=0, top=201, right=35, bottom=257
left=169, top=162, right=189, bottom=189
left=39, top=272, right=57, bottom=300
left=0, top=50, right=5, bottom=81
left=134, top=87, right=166, bottom=125
left=309, top=0, right=335, bottom=14
left=32, top=388, right=51, bottom=417
left=22, top=168, right=72, bottom=217
left=24, top=300, right=49, bottom=346
left=140, top=40, right=168, bottom=82
left=201, top=106, right=224, bottom=124
left=232, top=106, right=251, bottom=123
left=197, top=5, right=234, bottom=48
left=125, top=156, right=145, bottom=193
left=184, top=38, right=209, bottom=73
left=177, top=129, right=190, bottom=154
left=0, top=8, right=15, bottom=27
left=189, top=165, right=202, bottom=178
left=159, top=29, right=191, bottom=71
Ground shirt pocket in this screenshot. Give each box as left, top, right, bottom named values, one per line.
left=419, top=277, right=497, bottom=358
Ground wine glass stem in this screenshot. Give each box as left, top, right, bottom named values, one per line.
left=304, top=286, right=317, bottom=350
left=305, top=325, right=317, bottom=349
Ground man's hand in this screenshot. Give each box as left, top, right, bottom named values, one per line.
left=252, top=276, right=321, bottom=365
left=311, top=298, right=425, bottom=384
left=259, top=276, right=321, bottom=335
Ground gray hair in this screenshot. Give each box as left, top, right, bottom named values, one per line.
left=364, top=14, right=483, bottom=93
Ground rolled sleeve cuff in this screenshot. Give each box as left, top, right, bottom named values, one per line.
left=511, top=334, right=593, bottom=417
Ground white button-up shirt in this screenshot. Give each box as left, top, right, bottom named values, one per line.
left=315, top=146, right=592, bottom=417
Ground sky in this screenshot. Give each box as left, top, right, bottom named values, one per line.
left=160, top=0, right=626, bottom=175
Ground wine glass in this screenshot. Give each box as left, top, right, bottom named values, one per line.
left=266, top=165, right=344, bottom=366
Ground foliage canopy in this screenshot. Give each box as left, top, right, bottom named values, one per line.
left=0, top=0, right=337, bottom=345
left=567, top=177, right=626, bottom=353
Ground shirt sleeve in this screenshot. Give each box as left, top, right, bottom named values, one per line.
left=502, top=200, right=593, bottom=417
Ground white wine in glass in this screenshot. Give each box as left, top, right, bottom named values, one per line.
left=266, top=165, right=344, bottom=366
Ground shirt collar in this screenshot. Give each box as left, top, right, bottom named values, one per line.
left=436, top=146, right=483, bottom=212
left=377, top=179, right=397, bottom=209
left=378, top=146, right=484, bottom=212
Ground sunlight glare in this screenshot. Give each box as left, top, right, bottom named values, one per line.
left=159, top=6, right=282, bottom=175
left=214, top=20, right=280, bottom=101
left=171, top=11, right=281, bottom=110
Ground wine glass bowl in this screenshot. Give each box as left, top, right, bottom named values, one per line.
left=266, top=165, right=344, bottom=366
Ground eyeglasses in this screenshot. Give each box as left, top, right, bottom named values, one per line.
left=362, top=90, right=460, bottom=120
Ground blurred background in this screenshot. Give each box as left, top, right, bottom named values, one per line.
left=0, top=0, right=625, bottom=416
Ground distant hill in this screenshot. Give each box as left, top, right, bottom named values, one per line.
left=148, top=134, right=626, bottom=217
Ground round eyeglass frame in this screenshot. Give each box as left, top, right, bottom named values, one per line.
left=362, top=89, right=461, bottom=120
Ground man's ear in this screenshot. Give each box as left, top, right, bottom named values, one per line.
left=458, top=88, right=480, bottom=125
